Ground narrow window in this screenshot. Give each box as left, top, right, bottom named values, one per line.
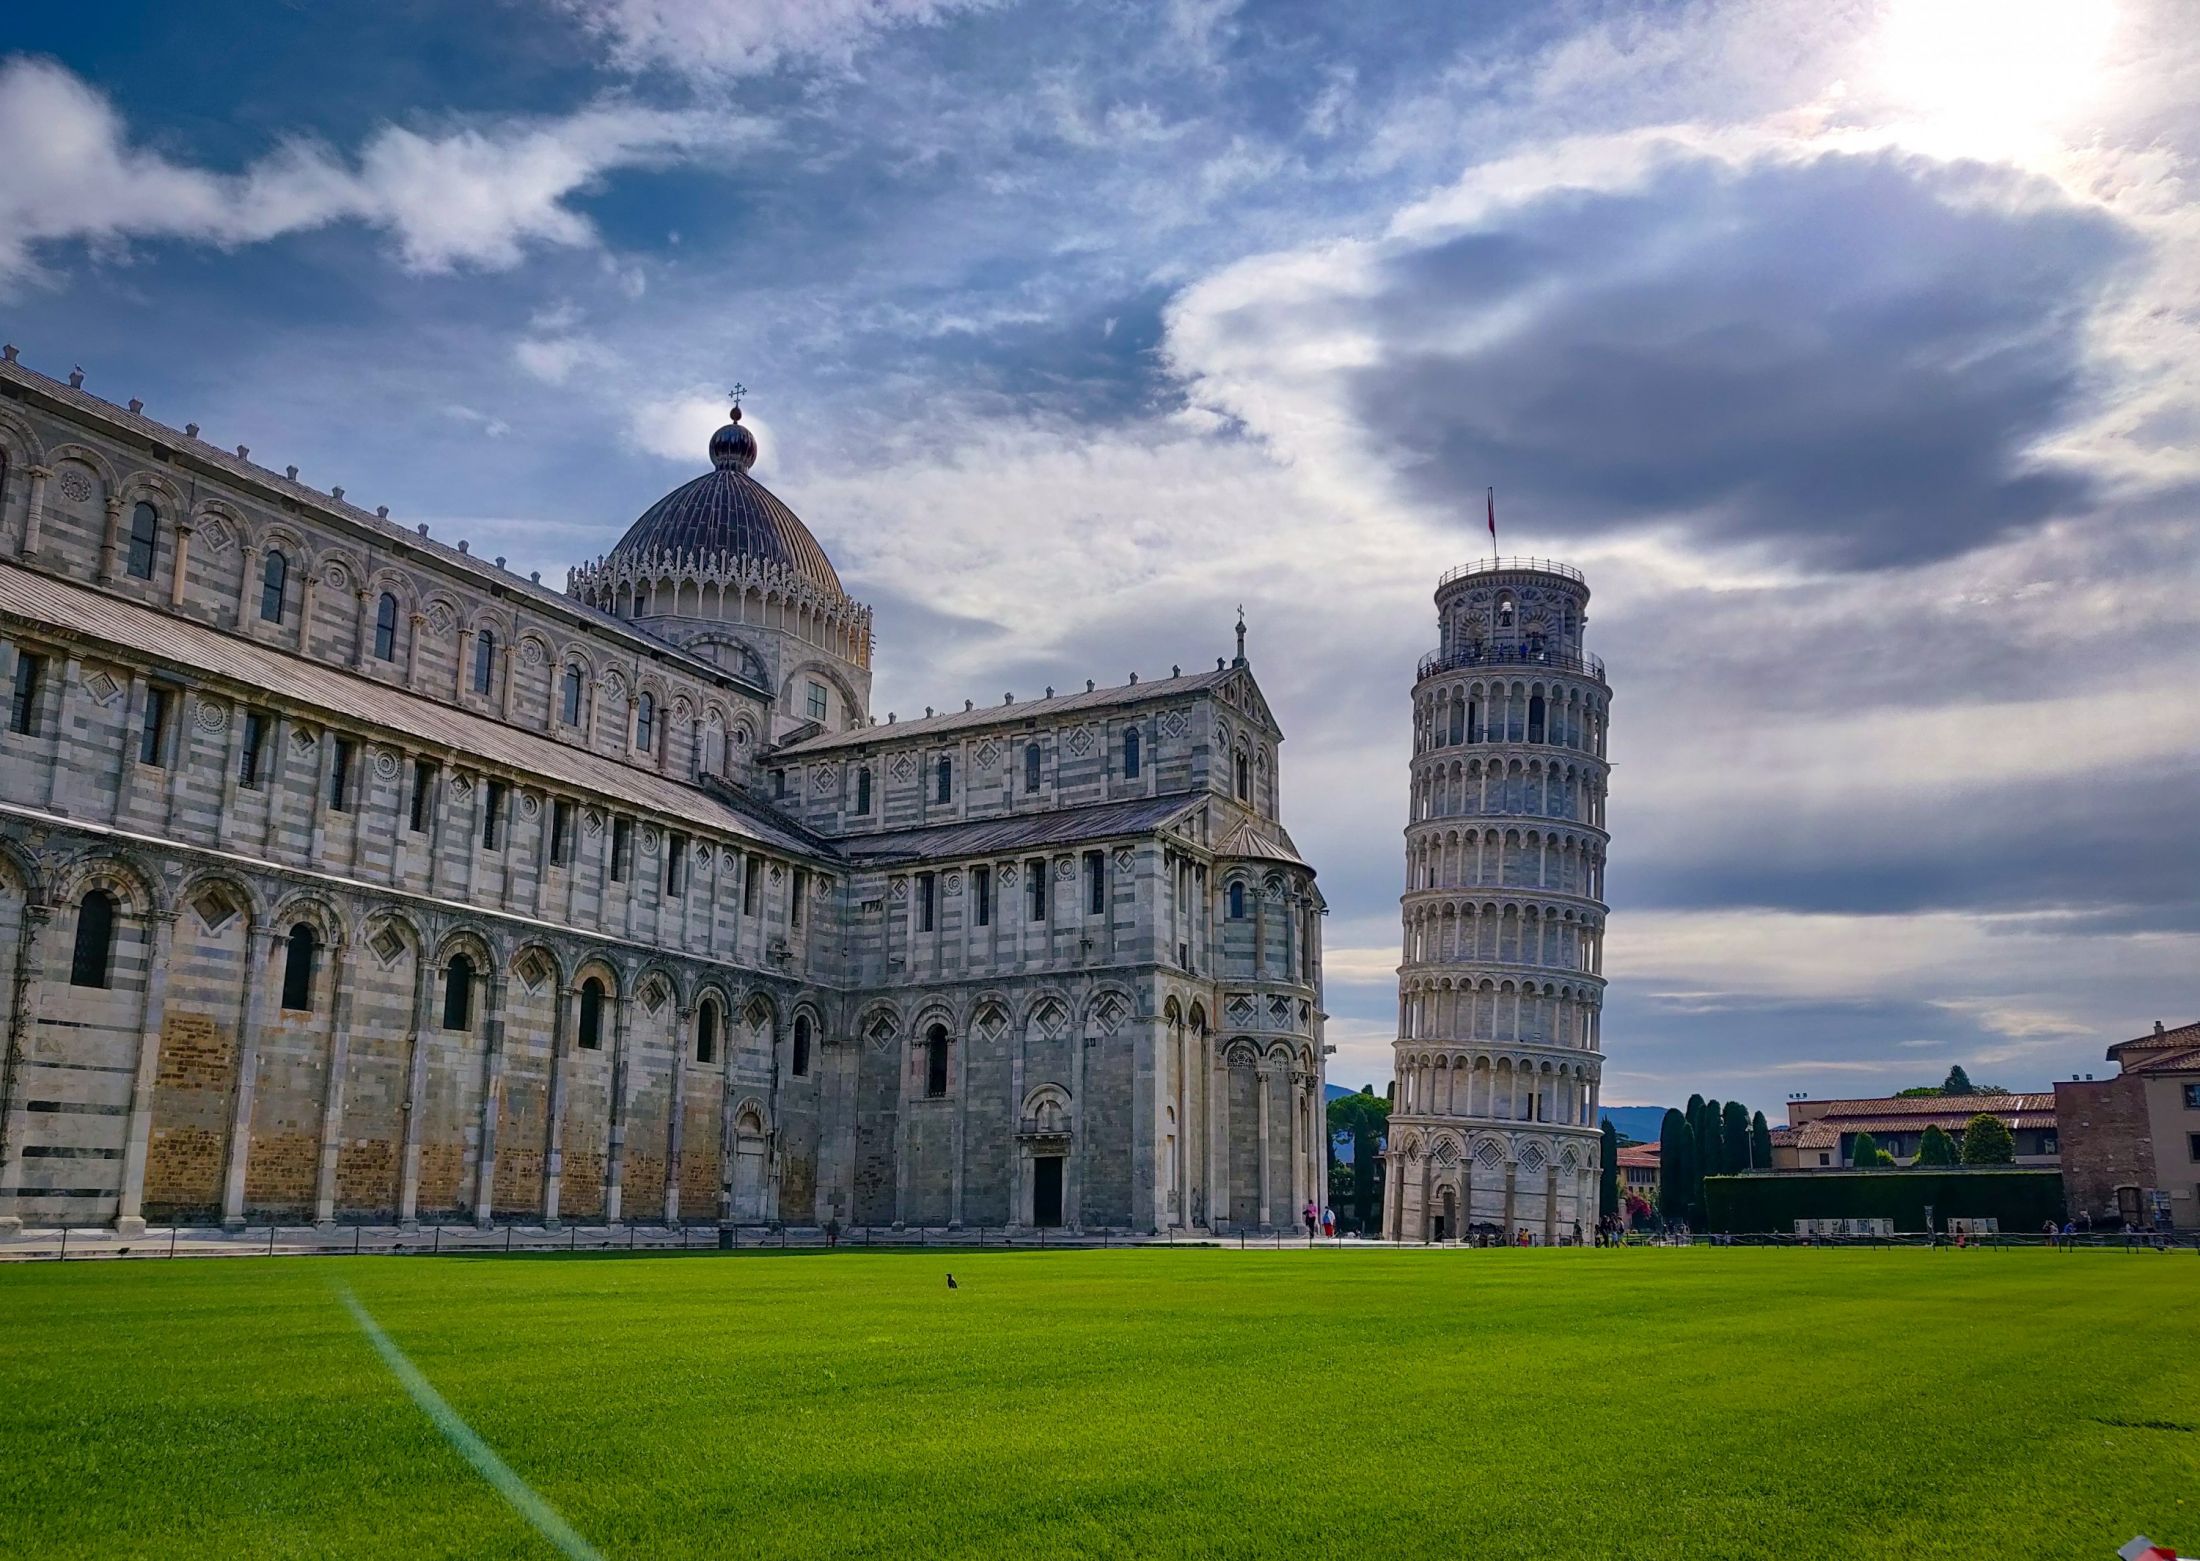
left=138, top=686, right=171, bottom=767
left=742, top=853, right=759, bottom=915
left=1497, top=592, right=1515, bottom=628
left=1024, top=742, right=1041, bottom=794
left=772, top=769, right=786, bottom=798
left=1228, top=880, right=1246, bottom=919
left=1234, top=751, right=1249, bottom=802
left=409, top=762, right=435, bottom=832
left=973, top=865, right=992, bottom=927
left=935, top=755, right=951, bottom=804
left=633, top=586, right=650, bottom=616
left=69, top=890, right=116, bottom=989
left=259, top=550, right=288, bottom=624
left=1123, top=726, right=1141, bottom=780
left=578, top=977, right=605, bottom=1049
left=280, top=922, right=317, bottom=1012
left=1085, top=850, right=1105, bottom=915
left=610, top=818, right=632, bottom=881
left=373, top=592, right=399, bottom=662
left=1027, top=858, right=1047, bottom=922
left=806, top=680, right=828, bottom=722
left=238, top=711, right=267, bottom=788
left=695, top=997, right=719, bottom=1064
left=665, top=833, right=687, bottom=896
left=442, top=953, right=475, bottom=1032
left=125, top=502, right=158, bottom=580
left=10, top=651, right=44, bottom=736
left=856, top=766, right=872, bottom=814
left=1467, top=699, right=1480, bottom=743
left=472, top=631, right=495, bottom=694
left=482, top=780, right=505, bottom=849
left=924, top=1024, right=950, bottom=1099
left=550, top=799, right=573, bottom=866
left=791, top=867, right=807, bottom=928
left=562, top=665, right=584, bottom=725
left=917, top=871, right=936, bottom=933
left=635, top=692, right=656, bottom=754
left=792, top=1014, right=812, bottom=1078
left=329, top=737, right=355, bottom=811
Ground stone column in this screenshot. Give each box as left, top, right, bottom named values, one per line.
left=471, top=971, right=509, bottom=1228
left=1255, top=1063, right=1272, bottom=1229
left=168, top=521, right=192, bottom=607
left=114, top=910, right=177, bottom=1237
left=0, top=903, right=51, bottom=1232
left=1502, top=1159, right=1518, bottom=1236
left=351, top=589, right=371, bottom=670
left=664, top=1005, right=689, bottom=1226
left=1544, top=1162, right=1559, bottom=1245
left=234, top=543, right=259, bottom=633
left=17, top=465, right=49, bottom=558
left=1287, top=1073, right=1305, bottom=1221
left=542, top=985, right=573, bottom=1226
left=219, top=926, right=276, bottom=1228
left=311, top=941, right=353, bottom=1225
left=405, top=612, right=425, bottom=690
left=97, top=495, right=124, bottom=583
left=603, top=992, right=632, bottom=1224
left=1211, top=1044, right=1230, bottom=1230
left=396, top=958, right=432, bottom=1228
left=1461, top=1159, right=1475, bottom=1243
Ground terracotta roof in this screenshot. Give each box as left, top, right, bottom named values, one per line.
left=1801, top=1092, right=2057, bottom=1118
left=1616, top=1145, right=1660, bottom=1167
left=2110, top=1020, right=2200, bottom=1072
left=778, top=666, right=1243, bottom=755
left=1768, top=1127, right=1798, bottom=1147
left=0, top=561, right=817, bottom=857
left=1791, top=1104, right=2057, bottom=1150
left=834, top=794, right=1203, bottom=864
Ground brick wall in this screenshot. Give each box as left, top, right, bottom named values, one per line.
left=2056, top=1075, right=2153, bottom=1222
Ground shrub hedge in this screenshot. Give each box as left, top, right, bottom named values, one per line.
left=1704, top=1170, right=2065, bottom=1234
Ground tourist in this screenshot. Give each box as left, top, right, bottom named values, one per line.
left=1321, top=1206, right=1335, bottom=1239
left=1302, top=1201, right=1318, bottom=1239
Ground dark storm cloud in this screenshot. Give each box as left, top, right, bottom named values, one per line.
left=1349, top=151, right=2139, bottom=569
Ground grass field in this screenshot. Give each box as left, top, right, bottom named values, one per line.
left=1, top=1247, right=2193, bottom=1559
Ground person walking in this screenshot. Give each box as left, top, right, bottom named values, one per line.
left=1302, top=1201, right=1318, bottom=1240
left=1321, top=1206, right=1336, bottom=1239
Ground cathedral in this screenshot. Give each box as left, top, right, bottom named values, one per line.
left=0, top=354, right=1326, bottom=1236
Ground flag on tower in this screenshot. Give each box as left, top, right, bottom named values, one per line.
left=1487, top=488, right=1497, bottom=552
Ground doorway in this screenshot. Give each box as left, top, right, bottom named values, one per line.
left=1033, top=1155, right=1064, bottom=1228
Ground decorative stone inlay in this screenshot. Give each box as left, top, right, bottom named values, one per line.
left=191, top=888, right=236, bottom=933
left=369, top=927, right=408, bottom=967
left=1111, top=846, right=1133, bottom=872
left=290, top=728, right=316, bottom=757
left=518, top=793, right=540, bottom=820
left=1054, top=857, right=1075, bottom=881
left=427, top=603, right=455, bottom=636
left=583, top=809, right=604, bottom=836
left=1520, top=1143, right=1547, bottom=1174
left=811, top=765, right=836, bottom=794
left=81, top=669, right=120, bottom=707
left=56, top=468, right=94, bottom=503
left=1160, top=709, right=1188, bottom=740
left=199, top=517, right=233, bottom=553
left=515, top=952, right=551, bottom=991
left=193, top=697, right=228, bottom=733
left=890, top=754, right=915, bottom=782
left=321, top=561, right=349, bottom=588
left=769, top=865, right=784, bottom=886
left=1091, top=994, right=1126, bottom=1032
left=1226, top=994, right=1256, bottom=1024
left=943, top=870, right=963, bottom=896
left=889, top=876, right=908, bottom=900
left=1066, top=727, right=1092, bottom=758
left=373, top=750, right=401, bottom=780
left=520, top=638, right=546, bottom=667
left=641, top=982, right=667, bottom=1016
left=975, top=738, right=999, bottom=768
left=673, top=696, right=693, bottom=721
left=640, top=826, right=660, bottom=852
left=449, top=774, right=472, bottom=798
left=1267, top=995, right=1290, bottom=1023
left=998, top=864, right=1016, bottom=887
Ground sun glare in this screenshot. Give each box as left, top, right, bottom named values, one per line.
left=1871, top=0, right=2119, bottom=159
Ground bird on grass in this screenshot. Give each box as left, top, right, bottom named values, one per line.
left=946, top=1273, right=958, bottom=1289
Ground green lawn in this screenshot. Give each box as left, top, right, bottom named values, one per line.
left=1, top=1247, right=2193, bottom=1559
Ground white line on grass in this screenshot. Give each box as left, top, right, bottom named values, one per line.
left=333, top=1283, right=603, bottom=1561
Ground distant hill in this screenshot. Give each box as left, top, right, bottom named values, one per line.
left=1325, top=1084, right=1363, bottom=1103
left=1597, top=1106, right=1672, bottom=1144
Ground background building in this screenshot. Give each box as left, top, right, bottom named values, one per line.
left=2058, top=1019, right=2200, bottom=1231
left=1384, top=558, right=1610, bottom=1242
left=1774, top=1094, right=2059, bottom=1170
left=0, top=355, right=1324, bottom=1237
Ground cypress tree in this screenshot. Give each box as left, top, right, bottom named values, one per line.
left=1701, top=1098, right=1725, bottom=1176
left=1658, top=1108, right=1695, bottom=1227
left=1851, top=1131, right=1885, bottom=1168
left=1915, top=1123, right=1957, bottom=1167
left=1960, top=1112, right=2016, bottom=1165
left=1722, top=1100, right=1750, bottom=1175
left=1749, top=1110, right=1774, bottom=1169
left=1599, top=1119, right=1620, bottom=1220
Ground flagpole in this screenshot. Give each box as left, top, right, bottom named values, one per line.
left=1487, top=486, right=1497, bottom=564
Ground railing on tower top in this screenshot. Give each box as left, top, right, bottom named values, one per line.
left=1417, top=642, right=1605, bottom=682
left=1437, top=557, right=1586, bottom=587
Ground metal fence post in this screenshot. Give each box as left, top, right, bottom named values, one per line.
left=169, top=1224, right=179, bottom=1260
left=56, top=1225, right=67, bottom=1262
left=268, top=1223, right=277, bottom=1256
left=434, top=1224, right=442, bottom=1255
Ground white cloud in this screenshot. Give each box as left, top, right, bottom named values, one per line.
left=554, top=0, right=995, bottom=80
left=0, top=57, right=761, bottom=287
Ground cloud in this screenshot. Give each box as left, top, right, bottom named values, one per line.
left=1169, top=143, right=2141, bottom=570
left=0, top=56, right=760, bottom=287
left=554, top=0, right=996, bottom=80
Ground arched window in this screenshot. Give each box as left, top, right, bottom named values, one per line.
left=578, top=977, right=605, bottom=1050
left=1467, top=699, right=1480, bottom=743
left=442, top=953, right=475, bottom=1032
left=274, top=922, right=318, bottom=1011
left=924, top=1023, right=950, bottom=1098
left=1024, top=742, right=1041, bottom=794
left=1234, top=751, right=1250, bottom=802
left=70, top=889, right=116, bottom=989
left=561, top=665, right=584, bottom=725
left=935, top=755, right=952, bottom=803
left=1228, top=880, right=1246, bottom=919
left=633, top=585, right=650, bottom=616
left=635, top=692, right=656, bottom=754
left=1496, top=592, right=1515, bottom=628
left=472, top=630, right=495, bottom=694
left=856, top=766, right=872, bottom=813
left=372, top=592, right=401, bottom=662
left=259, top=550, right=288, bottom=623
left=695, top=996, right=719, bottom=1064
left=1528, top=694, right=1546, bottom=743
left=1449, top=699, right=1464, bottom=745
left=792, top=1014, right=812, bottom=1078
left=1123, top=726, right=1141, bottom=781
left=125, top=502, right=159, bottom=580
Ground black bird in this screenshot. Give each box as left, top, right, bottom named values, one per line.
left=946, top=1273, right=958, bottom=1289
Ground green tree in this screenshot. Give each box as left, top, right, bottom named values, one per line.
left=1943, top=1065, right=1975, bottom=1095
left=1658, top=1109, right=1696, bottom=1227
left=1850, top=1131, right=1887, bottom=1169
left=1599, top=1119, right=1620, bottom=1220
left=1327, top=1087, right=1391, bottom=1232
left=1750, top=1110, right=1774, bottom=1169
left=1703, top=1098, right=1726, bottom=1176
left=1722, top=1100, right=1751, bottom=1174
left=1914, top=1123, right=1958, bottom=1167
left=1960, top=1112, right=2016, bottom=1165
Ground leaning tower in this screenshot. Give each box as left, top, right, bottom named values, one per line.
left=1385, top=558, right=1610, bottom=1243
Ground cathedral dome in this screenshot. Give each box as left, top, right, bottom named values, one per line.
left=608, top=407, right=843, bottom=595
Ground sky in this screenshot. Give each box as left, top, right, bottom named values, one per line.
left=3, top=0, right=2196, bottom=1115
